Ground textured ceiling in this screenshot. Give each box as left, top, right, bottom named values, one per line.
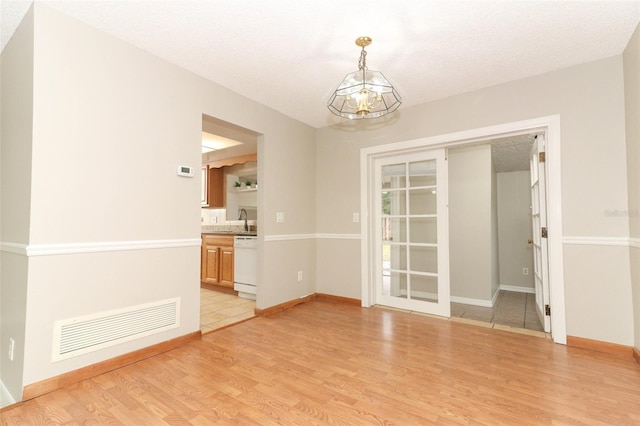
left=2, top=0, right=639, bottom=130
left=490, top=134, right=536, bottom=173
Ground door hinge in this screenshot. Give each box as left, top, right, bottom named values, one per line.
left=539, top=152, right=546, bottom=163
left=545, top=304, right=551, bottom=316
left=541, top=227, right=548, bottom=238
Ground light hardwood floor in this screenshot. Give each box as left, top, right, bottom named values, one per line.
left=3, top=300, right=640, bottom=424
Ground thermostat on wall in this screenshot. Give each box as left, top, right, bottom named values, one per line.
left=176, top=165, right=194, bottom=177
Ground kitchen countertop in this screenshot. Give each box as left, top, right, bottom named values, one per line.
left=201, top=231, right=257, bottom=236
left=201, top=224, right=257, bottom=236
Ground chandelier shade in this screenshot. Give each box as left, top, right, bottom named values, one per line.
left=327, top=37, right=401, bottom=120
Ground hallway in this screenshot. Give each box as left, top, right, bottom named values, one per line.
left=451, top=290, right=544, bottom=332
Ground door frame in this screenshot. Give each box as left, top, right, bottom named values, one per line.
left=530, top=135, right=551, bottom=333
left=360, top=115, right=566, bottom=344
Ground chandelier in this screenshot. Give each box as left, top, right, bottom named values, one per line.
left=327, top=36, right=401, bottom=120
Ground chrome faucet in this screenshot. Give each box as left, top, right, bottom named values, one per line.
left=238, top=208, right=249, bottom=232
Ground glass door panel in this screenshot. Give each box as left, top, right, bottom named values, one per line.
left=409, top=217, right=437, bottom=244
left=408, top=188, right=437, bottom=215
left=410, top=246, right=438, bottom=274
left=409, top=275, right=438, bottom=303
left=375, top=150, right=449, bottom=317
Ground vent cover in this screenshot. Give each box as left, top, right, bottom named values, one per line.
left=52, top=298, right=180, bottom=362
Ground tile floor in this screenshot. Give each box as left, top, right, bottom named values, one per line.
left=200, top=288, right=256, bottom=334
left=451, top=290, right=544, bottom=332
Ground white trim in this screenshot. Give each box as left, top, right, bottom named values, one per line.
left=0, top=239, right=201, bottom=257
left=0, top=380, right=15, bottom=408
left=316, top=233, right=361, bottom=240
left=2, top=234, right=364, bottom=253
left=544, top=116, right=566, bottom=344
left=450, top=295, right=493, bottom=308
left=451, top=286, right=535, bottom=307
left=263, top=233, right=360, bottom=241
left=492, top=287, right=500, bottom=306
left=360, top=114, right=567, bottom=344
left=500, top=285, right=536, bottom=294
left=631, top=238, right=640, bottom=249
left=563, top=236, right=633, bottom=247
left=264, top=234, right=316, bottom=242
left=360, top=116, right=553, bottom=157
left=0, top=242, right=27, bottom=255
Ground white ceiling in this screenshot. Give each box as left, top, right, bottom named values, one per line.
left=2, top=0, right=639, bottom=130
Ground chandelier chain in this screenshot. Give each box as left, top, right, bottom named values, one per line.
left=358, top=48, right=367, bottom=71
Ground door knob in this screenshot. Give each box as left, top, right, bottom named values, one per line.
left=528, top=239, right=533, bottom=245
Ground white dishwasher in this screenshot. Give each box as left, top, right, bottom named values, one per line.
left=233, top=236, right=257, bottom=300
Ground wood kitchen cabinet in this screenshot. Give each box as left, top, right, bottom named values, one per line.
left=208, top=167, right=224, bottom=208
left=201, top=235, right=234, bottom=288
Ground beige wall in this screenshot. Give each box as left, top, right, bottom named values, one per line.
left=448, top=144, right=494, bottom=302
left=0, top=4, right=34, bottom=401
left=316, top=54, right=633, bottom=345
left=497, top=171, right=535, bottom=289
left=2, top=2, right=317, bottom=395
left=3, top=3, right=637, bottom=400
left=623, top=23, right=640, bottom=351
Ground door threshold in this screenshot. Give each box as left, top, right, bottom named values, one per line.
left=374, top=305, right=550, bottom=339
left=450, top=316, right=550, bottom=339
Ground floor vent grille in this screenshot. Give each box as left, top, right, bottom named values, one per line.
left=52, top=298, right=180, bottom=362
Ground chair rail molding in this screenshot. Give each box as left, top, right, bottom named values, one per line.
left=0, top=239, right=201, bottom=257
left=264, top=233, right=360, bottom=242
left=562, top=236, right=635, bottom=247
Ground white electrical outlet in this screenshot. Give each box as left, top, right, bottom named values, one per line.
left=353, top=212, right=359, bottom=223
left=276, top=212, right=285, bottom=223
left=8, top=338, right=15, bottom=361
left=297, top=271, right=303, bottom=281
left=523, top=267, right=529, bottom=275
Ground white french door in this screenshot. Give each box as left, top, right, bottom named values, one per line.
left=530, top=135, right=551, bottom=333
left=373, top=149, right=450, bottom=317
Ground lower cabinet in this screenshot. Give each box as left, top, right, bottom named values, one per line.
left=201, top=235, right=234, bottom=287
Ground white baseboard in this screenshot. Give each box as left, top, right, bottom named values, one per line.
left=0, top=379, right=16, bottom=408
left=500, top=284, right=535, bottom=294
left=450, top=295, right=493, bottom=308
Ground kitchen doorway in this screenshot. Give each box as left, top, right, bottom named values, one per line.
left=200, top=114, right=260, bottom=333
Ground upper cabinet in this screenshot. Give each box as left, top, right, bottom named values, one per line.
left=202, top=155, right=257, bottom=210
left=202, top=166, right=224, bottom=208
left=208, top=167, right=224, bottom=208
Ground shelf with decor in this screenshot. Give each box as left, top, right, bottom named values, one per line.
left=234, top=186, right=258, bottom=192
left=233, top=178, right=258, bottom=192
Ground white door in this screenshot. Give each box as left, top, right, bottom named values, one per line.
left=374, top=149, right=450, bottom=317
left=530, top=135, right=551, bottom=332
